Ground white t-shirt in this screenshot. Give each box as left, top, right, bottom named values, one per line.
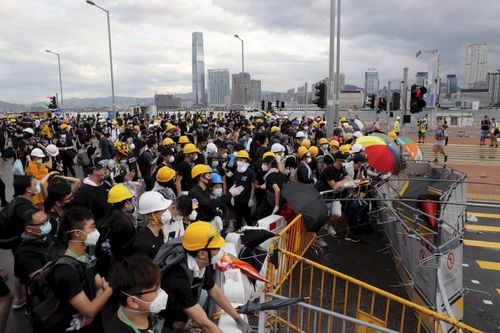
left=162, top=218, right=185, bottom=242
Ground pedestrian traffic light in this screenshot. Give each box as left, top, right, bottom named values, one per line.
left=275, top=100, right=280, bottom=108
left=312, top=82, right=326, bottom=109
left=410, top=85, right=427, bottom=113
left=367, top=94, right=375, bottom=109
left=267, top=101, right=272, bottom=111
left=48, top=96, right=57, bottom=109
left=261, top=100, right=265, bottom=110
left=281, top=101, right=285, bottom=109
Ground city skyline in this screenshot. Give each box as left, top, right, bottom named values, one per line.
left=1, top=1, right=500, bottom=104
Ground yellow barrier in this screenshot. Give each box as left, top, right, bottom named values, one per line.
left=270, top=248, right=482, bottom=333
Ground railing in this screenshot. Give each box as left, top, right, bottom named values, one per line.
left=268, top=248, right=482, bottom=333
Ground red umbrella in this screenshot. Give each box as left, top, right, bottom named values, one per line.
left=364, top=142, right=401, bottom=174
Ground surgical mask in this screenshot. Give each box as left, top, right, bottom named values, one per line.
left=32, top=221, right=52, bottom=236
left=123, top=289, right=169, bottom=314
left=34, top=183, right=42, bottom=195
left=236, top=161, right=248, bottom=173
left=221, top=153, right=228, bottom=159
left=161, top=210, right=172, bottom=224
left=130, top=143, right=136, bottom=150
left=305, top=157, right=312, bottom=164
left=189, top=210, right=198, bottom=221
left=276, top=154, right=283, bottom=162
left=210, top=249, right=225, bottom=265
left=322, top=144, right=329, bottom=151
left=192, top=154, right=198, bottom=161
left=212, top=188, right=223, bottom=197
left=211, top=161, right=219, bottom=168
left=168, top=156, right=175, bottom=163
left=261, top=164, right=269, bottom=172
left=283, top=168, right=291, bottom=176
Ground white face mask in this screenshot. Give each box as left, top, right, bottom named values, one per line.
left=305, top=157, right=312, bottom=164
left=34, top=183, right=42, bottom=195
left=276, top=155, right=282, bottom=162
left=161, top=210, right=172, bottom=224
left=168, top=156, right=175, bottom=163
left=129, top=143, right=136, bottom=150
left=261, top=164, right=269, bottom=172
left=322, top=144, right=329, bottom=151
left=236, top=161, right=248, bottom=173
left=210, top=249, right=225, bottom=265
left=212, top=188, right=223, bottom=197
left=124, top=289, right=169, bottom=314
left=221, top=153, right=228, bottom=159
left=189, top=210, right=198, bottom=221
left=84, top=229, right=100, bottom=246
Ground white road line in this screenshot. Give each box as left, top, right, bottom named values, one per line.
left=462, top=263, right=469, bottom=267
left=483, top=300, right=493, bottom=305
left=471, top=280, right=480, bottom=284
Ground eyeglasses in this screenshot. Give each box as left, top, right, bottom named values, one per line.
left=127, top=282, right=160, bottom=296
left=30, top=219, right=48, bottom=227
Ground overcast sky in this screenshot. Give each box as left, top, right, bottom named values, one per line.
left=1, top=0, right=499, bottom=103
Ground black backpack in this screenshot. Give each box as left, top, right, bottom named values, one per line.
left=0, top=198, right=23, bottom=249
left=26, top=256, right=82, bottom=329
left=153, top=237, right=194, bottom=286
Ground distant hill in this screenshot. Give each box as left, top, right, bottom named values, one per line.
left=0, top=100, right=24, bottom=112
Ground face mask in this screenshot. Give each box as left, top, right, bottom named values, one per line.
left=31, top=221, right=52, bottom=237
left=283, top=168, right=291, bottom=176
left=192, top=154, right=198, bottom=161
left=305, top=157, right=312, bottom=164
left=189, top=210, right=198, bottom=221
left=210, top=249, right=225, bottom=265
left=322, top=144, right=329, bottom=151
left=122, top=289, right=169, bottom=314
left=130, top=143, right=136, bottom=150
left=236, top=161, right=248, bottom=173
left=124, top=201, right=135, bottom=214
left=161, top=210, right=172, bottom=224
left=211, top=161, right=219, bottom=168
left=168, top=156, right=175, bottom=163
left=33, top=183, right=41, bottom=195
left=212, top=188, right=223, bottom=197
left=261, top=164, right=269, bottom=172
left=221, top=153, right=228, bottom=159
left=84, top=229, right=100, bottom=246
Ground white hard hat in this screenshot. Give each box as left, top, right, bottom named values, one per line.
left=353, top=131, right=363, bottom=138
left=295, top=131, right=305, bottom=139
left=206, top=142, right=217, bottom=154
left=46, top=144, right=59, bottom=157
left=23, top=128, right=34, bottom=135
left=138, top=191, right=172, bottom=215
left=396, top=116, right=401, bottom=120
left=30, top=148, right=45, bottom=158
left=271, top=143, right=285, bottom=153
left=351, top=143, right=364, bottom=154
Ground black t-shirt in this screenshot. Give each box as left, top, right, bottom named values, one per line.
left=176, top=160, right=193, bottom=193
left=233, top=167, right=256, bottom=204
left=161, top=261, right=216, bottom=328
left=72, top=183, right=111, bottom=222
left=14, top=238, right=52, bottom=284
left=481, top=119, right=491, bottom=130
left=318, top=164, right=347, bottom=195
left=103, top=309, right=166, bottom=333
left=124, top=227, right=164, bottom=259
left=265, top=171, right=287, bottom=192
left=106, top=209, right=136, bottom=261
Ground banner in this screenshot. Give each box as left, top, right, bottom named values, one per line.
left=426, top=55, right=438, bottom=107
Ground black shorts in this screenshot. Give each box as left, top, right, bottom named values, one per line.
left=0, top=278, right=10, bottom=297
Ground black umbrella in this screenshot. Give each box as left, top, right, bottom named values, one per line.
left=282, top=182, right=329, bottom=232
left=237, top=297, right=302, bottom=315
left=240, top=229, right=275, bottom=249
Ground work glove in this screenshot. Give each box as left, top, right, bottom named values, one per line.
left=234, top=317, right=252, bottom=333
left=189, top=210, right=198, bottom=221
left=259, top=183, right=266, bottom=190
left=272, top=206, right=280, bottom=215
left=212, top=216, right=223, bottom=232
left=229, top=185, right=244, bottom=196
left=248, top=197, right=255, bottom=207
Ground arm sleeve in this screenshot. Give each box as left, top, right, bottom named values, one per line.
left=53, top=265, right=84, bottom=300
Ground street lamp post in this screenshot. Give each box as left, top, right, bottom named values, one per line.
left=234, top=35, right=245, bottom=106
left=87, top=0, right=116, bottom=117
left=45, top=50, right=64, bottom=110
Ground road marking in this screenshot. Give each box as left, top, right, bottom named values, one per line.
left=483, top=300, right=493, bottom=305
left=464, top=239, right=500, bottom=249
left=476, top=260, right=500, bottom=271
left=471, top=280, right=480, bottom=284
left=466, top=224, right=500, bottom=232
left=462, top=263, right=469, bottom=267
left=497, top=289, right=500, bottom=295
left=468, top=212, right=500, bottom=219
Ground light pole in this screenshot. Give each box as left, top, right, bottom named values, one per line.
left=87, top=0, right=116, bottom=117
left=234, top=34, right=245, bottom=106
left=325, top=0, right=336, bottom=137
left=45, top=50, right=64, bottom=110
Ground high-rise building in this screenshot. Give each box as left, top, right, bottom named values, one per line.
left=249, top=79, right=261, bottom=103
left=192, top=32, right=206, bottom=105
left=231, top=72, right=250, bottom=105
left=208, top=69, right=230, bottom=106
left=364, top=70, right=379, bottom=95
left=464, top=42, right=488, bottom=89
left=415, top=72, right=428, bottom=87
left=487, top=71, right=500, bottom=106
left=446, top=74, right=458, bottom=98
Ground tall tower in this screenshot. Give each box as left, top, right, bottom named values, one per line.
left=192, top=32, right=206, bottom=105
left=464, top=42, right=488, bottom=89
left=364, top=69, right=379, bottom=95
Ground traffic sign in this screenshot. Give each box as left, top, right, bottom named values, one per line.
left=54, top=107, right=61, bottom=117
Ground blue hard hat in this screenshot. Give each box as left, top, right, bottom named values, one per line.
left=210, top=173, right=224, bottom=184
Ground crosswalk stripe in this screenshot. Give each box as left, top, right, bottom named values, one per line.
left=466, top=225, right=500, bottom=232
left=468, top=212, right=500, bottom=219
left=464, top=239, right=500, bottom=249
left=476, top=260, right=500, bottom=271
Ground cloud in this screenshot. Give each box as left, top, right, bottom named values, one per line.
left=0, top=0, right=499, bottom=103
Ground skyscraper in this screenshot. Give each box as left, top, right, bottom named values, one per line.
left=192, top=32, right=206, bottom=105
left=487, top=71, right=500, bottom=106
left=208, top=69, right=230, bottom=106
left=446, top=74, right=458, bottom=97
left=232, top=72, right=250, bottom=104
left=464, top=43, right=488, bottom=89
left=415, top=72, right=428, bottom=87
left=364, top=70, right=379, bottom=95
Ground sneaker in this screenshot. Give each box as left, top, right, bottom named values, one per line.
left=12, top=298, right=26, bottom=310
left=344, top=233, right=360, bottom=243
left=315, top=236, right=328, bottom=248
left=327, top=225, right=337, bottom=237
left=444, top=155, right=448, bottom=162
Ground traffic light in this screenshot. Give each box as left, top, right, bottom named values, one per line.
left=392, top=92, right=401, bottom=111
left=378, top=97, right=387, bottom=111
left=267, top=101, right=272, bottom=111
left=367, top=94, right=376, bottom=109
left=48, top=96, right=57, bottom=109
left=312, top=82, right=326, bottom=109
left=410, top=85, right=427, bottom=113
left=261, top=100, right=265, bottom=110
left=281, top=101, right=285, bottom=109
left=275, top=100, right=280, bottom=108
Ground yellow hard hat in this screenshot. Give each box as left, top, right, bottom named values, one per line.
left=182, top=221, right=225, bottom=251
left=114, top=142, right=130, bottom=156
left=107, top=184, right=133, bottom=204
left=308, top=146, right=319, bottom=157
left=60, top=124, right=69, bottom=130
left=156, top=166, right=176, bottom=183
left=271, top=126, right=279, bottom=133
left=183, top=143, right=199, bottom=155
left=235, top=150, right=250, bottom=160
left=256, top=119, right=263, bottom=124
left=339, top=117, right=347, bottom=123
left=10, top=118, right=16, bottom=123
left=248, top=125, right=256, bottom=130
left=265, top=112, right=272, bottom=118
left=191, top=164, right=211, bottom=179
left=133, top=125, right=140, bottom=131
left=112, top=119, right=118, bottom=125
left=330, top=140, right=340, bottom=147
left=297, top=146, right=308, bottom=159
left=339, top=144, right=351, bottom=153
left=162, top=137, right=174, bottom=146
left=197, top=118, right=202, bottom=123
left=301, top=139, right=311, bottom=149
left=179, top=135, right=190, bottom=144
left=262, top=151, right=276, bottom=159
left=319, top=138, right=329, bottom=145
left=166, top=123, right=175, bottom=131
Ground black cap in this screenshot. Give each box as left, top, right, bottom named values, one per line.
left=92, top=157, right=108, bottom=169
left=333, top=151, right=348, bottom=161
